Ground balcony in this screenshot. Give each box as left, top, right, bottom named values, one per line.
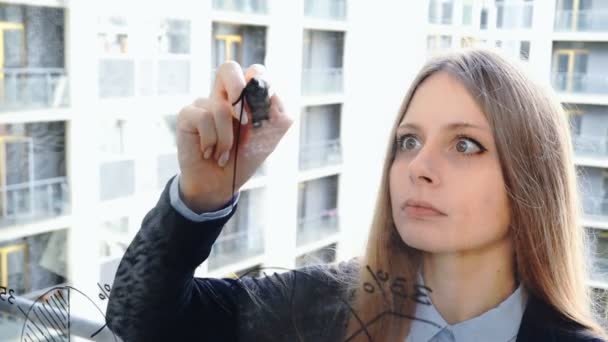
left=428, top=0, right=453, bottom=25
left=0, top=177, right=69, bottom=227
left=555, top=10, right=608, bottom=32
left=495, top=2, right=533, bottom=29
left=589, top=228, right=608, bottom=285
left=297, top=208, right=339, bottom=246
left=212, top=0, right=268, bottom=14
left=583, top=196, right=608, bottom=222
left=208, top=224, right=264, bottom=270
left=572, top=135, right=608, bottom=158
left=301, top=68, right=343, bottom=95
left=0, top=68, right=68, bottom=111
left=552, top=72, right=608, bottom=94
left=299, top=138, right=342, bottom=170
left=99, top=160, right=135, bottom=201
left=304, top=0, right=347, bottom=20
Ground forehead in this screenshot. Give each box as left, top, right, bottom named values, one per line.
left=400, top=71, right=489, bottom=129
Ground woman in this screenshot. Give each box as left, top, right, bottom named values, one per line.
left=106, top=48, right=608, bottom=341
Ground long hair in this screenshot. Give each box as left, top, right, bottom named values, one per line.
left=343, top=48, right=608, bottom=341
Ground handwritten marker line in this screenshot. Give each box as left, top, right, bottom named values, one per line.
left=90, top=323, right=107, bottom=339
left=55, top=290, right=67, bottom=307
left=34, top=309, right=59, bottom=342
left=37, top=306, right=62, bottom=337
left=30, top=311, right=54, bottom=342
left=42, top=304, right=67, bottom=336
left=45, top=300, right=67, bottom=329
left=365, top=265, right=389, bottom=305
left=236, top=265, right=374, bottom=342
left=50, top=294, right=67, bottom=316
left=26, top=325, right=37, bottom=340
left=28, top=315, right=50, bottom=342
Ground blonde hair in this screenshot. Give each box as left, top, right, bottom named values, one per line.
left=344, top=48, right=608, bottom=341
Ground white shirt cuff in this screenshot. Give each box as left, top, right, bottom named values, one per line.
left=169, top=174, right=240, bottom=222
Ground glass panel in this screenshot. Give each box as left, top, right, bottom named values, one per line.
left=207, top=189, right=266, bottom=270
left=297, top=175, right=339, bottom=246
left=301, top=30, right=344, bottom=95
left=296, top=243, right=337, bottom=268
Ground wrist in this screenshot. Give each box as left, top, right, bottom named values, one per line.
left=178, top=177, right=233, bottom=213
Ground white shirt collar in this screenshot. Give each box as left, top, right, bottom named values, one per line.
left=407, top=269, right=527, bottom=342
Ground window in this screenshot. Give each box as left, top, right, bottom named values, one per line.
left=520, top=41, right=530, bottom=60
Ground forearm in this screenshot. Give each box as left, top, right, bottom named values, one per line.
left=106, top=176, right=238, bottom=341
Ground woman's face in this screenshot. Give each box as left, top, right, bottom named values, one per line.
left=389, top=71, right=511, bottom=254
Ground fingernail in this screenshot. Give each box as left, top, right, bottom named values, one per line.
left=203, top=147, right=213, bottom=160
left=218, top=151, right=229, bottom=167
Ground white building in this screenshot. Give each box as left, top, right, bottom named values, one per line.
left=0, top=0, right=604, bottom=339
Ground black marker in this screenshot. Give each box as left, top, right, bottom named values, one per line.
left=243, top=76, right=271, bottom=128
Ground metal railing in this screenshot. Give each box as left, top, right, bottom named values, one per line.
left=0, top=177, right=69, bottom=227
left=495, top=2, right=533, bottom=29
left=304, top=0, right=347, bottom=20
left=208, top=224, right=264, bottom=269
left=583, top=196, right=608, bottom=221
left=301, top=68, right=343, bottom=95
left=0, top=68, right=68, bottom=111
left=572, top=135, right=608, bottom=157
left=554, top=10, right=608, bottom=32
left=552, top=72, right=608, bottom=94
left=297, top=208, right=339, bottom=246
left=0, top=286, right=121, bottom=341
left=299, top=138, right=342, bottom=170
left=212, top=0, right=268, bottom=14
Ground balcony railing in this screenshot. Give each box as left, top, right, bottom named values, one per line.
left=0, top=285, right=121, bottom=341
left=583, top=196, right=608, bottom=222
left=0, top=68, right=68, bottom=111
left=304, top=0, right=347, bottom=20
left=555, top=10, right=608, bottom=32
left=572, top=134, right=608, bottom=157
left=297, top=208, right=339, bottom=246
left=0, top=177, right=69, bottom=227
left=552, top=72, right=608, bottom=94
left=589, top=229, right=608, bottom=284
left=212, top=0, right=268, bottom=14
left=299, top=138, right=342, bottom=170
left=208, top=224, right=264, bottom=270
left=495, top=2, right=533, bottom=29
left=301, top=68, right=343, bottom=95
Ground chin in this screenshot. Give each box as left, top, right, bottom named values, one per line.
left=395, top=224, right=459, bottom=253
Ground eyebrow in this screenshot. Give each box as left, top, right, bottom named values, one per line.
left=397, top=122, right=488, bottom=133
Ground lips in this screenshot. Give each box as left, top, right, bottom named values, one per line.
left=403, top=199, right=446, bottom=215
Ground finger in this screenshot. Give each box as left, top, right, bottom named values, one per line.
left=212, top=100, right=235, bottom=164
left=177, top=104, right=217, bottom=158
left=268, top=93, right=292, bottom=126
left=211, top=61, right=248, bottom=123
left=197, top=111, right=218, bottom=160
left=245, top=63, right=275, bottom=97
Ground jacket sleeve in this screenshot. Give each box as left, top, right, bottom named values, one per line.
left=106, top=175, right=245, bottom=341
left=106, top=175, right=356, bottom=342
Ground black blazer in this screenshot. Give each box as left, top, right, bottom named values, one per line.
left=106, top=177, right=605, bottom=342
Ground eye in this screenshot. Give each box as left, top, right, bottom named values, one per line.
left=396, top=134, right=421, bottom=152
left=396, top=134, right=486, bottom=156
left=454, top=135, right=485, bottom=155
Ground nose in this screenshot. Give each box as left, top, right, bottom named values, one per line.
left=407, top=145, right=440, bottom=186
